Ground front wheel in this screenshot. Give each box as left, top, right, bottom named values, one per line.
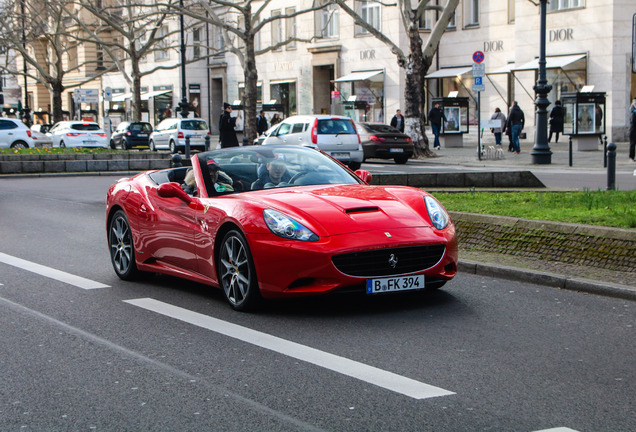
left=108, top=210, right=139, bottom=280
left=110, top=140, right=117, bottom=150
left=169, top=140, right=177, bottom=154
left=217, top=230, right=261, bottom=311
left=149, top=140, right=156, bottom=152
left=11, top=141, right=28, bottom=149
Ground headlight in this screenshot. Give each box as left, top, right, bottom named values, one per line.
left=263, top=209, right=319, bottom=241
left=424, top=195, right=450, bottom=230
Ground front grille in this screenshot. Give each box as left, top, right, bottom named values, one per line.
left=332, top=245, right=446, bottom=277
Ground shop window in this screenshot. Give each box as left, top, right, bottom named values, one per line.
left=548, top=0, right=585, bottom=12
left=464, top=0, right=479, bottom=27
left=355, top=1, right=381, bottom=35
left=315, top=0, right=339, bottom=39
left=270, top=82, right=297, bottom=117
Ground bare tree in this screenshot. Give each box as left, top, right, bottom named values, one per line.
left=177, top=0, right=331, bottom=143
left=0, top=0, right=109, bottom=123
left=335, top=0, right=459, bottom=157
left=69, top=0, right=188, bottom=121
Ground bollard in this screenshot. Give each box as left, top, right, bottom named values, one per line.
left=603, top=136, right=608, bottom=168
left=205, top=134, right=210, bottom=151
left=568, top=135, right=573, bottom=167
left=606, top=142, right=616, bottom=190
left=185, top=135, right=191, bottom=160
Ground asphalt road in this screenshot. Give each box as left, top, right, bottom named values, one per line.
left=1, top=176, right=634, bottom=431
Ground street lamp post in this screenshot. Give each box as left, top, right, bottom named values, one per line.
left=20, top=0, right=31, bottom=127
left=178, top=0, right=190, bottom=118
left=530, top=0, right=552, bottom=164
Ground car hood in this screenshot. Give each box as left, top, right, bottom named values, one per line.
left=246, top=184, right=433, bottom=236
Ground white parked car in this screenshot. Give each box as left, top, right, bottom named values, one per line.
left=149, top=118, right=210, bottom=153
left=48, top=121, right=108, bottom=148
left=261, top=115, right=364, bottom=170
left=30, top=124, right=54, bottom=148
left=0, top=118, right=35, bottom=149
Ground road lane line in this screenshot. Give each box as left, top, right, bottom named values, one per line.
left=124, top=297, right=455, bottom=400
left=0, top=252, right=109, bottom=290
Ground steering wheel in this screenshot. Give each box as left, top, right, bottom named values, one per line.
left=289, top=171, right=310, bottom=184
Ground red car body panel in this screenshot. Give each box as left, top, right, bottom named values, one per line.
left=106, top=147, right=457, bottom=299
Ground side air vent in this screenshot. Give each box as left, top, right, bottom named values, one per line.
left=345, top=206, right=380, bottom=214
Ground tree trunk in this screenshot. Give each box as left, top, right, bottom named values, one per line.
left=51, top=80, right=65, bottom=124
left=242, top=7, right=257, bottom=145
left=131, top=58, right=142, bottom=122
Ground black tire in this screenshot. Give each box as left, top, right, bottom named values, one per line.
left=149, top=140, right=157, bottom=152
left=110, top=140, right=117, bottom=150
left=394, top=155, right=409, bottom=164
left=169, top=140, right=178, bottom=154
left=11, top=141, right=28, bottom=149
left=60, top=141, right=66, bottom=148
left=217, top=230, right=261, bottom=311
left=348, top=162, right=362, bottom=171
left=108, top=210, right=139, bottom=280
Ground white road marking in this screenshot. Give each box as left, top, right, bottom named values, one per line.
left=0, top=252, right=110, bottom=290
left=532, top=428, right=580, bottom=432
left=124, top=297, right=455, bottom=400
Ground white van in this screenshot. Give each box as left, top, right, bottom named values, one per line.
left=261, top=115, right=364, bottom=170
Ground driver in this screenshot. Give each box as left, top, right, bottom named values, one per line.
left=251, top=155, right=291, bottom=190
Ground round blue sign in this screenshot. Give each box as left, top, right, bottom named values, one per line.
left=473, top=51, right=485, bottom=63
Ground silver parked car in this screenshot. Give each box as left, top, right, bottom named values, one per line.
left=261, top=115, right=364, bottom=170
left=149, top=118, right=210, bottom=153
left=30, top=124, right=54, bottom=148
left=0, top=118, right=35, bottom=149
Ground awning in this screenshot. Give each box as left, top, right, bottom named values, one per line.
left=269, top=79, right=296, bottom=85
left=488, top=63, right=516, bottom=75
left=424, top=67, right=472, bottom=79
left=333, top=70, right=384, bottom=83
left=110, top=93, right=131, bottom=102
left=141, top=90, right=171, bottom=100
left=512, top=54, right=586, bottom=72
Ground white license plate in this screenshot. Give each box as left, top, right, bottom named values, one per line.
left=138, top=134, right=148, bottom=137
left=366, top=275, right=425, bottom=294
left=389, top=148, right=404, bottom=153
left=332, top=152, right=350, bottom=158
left=83, top=140, right=97, bottom=145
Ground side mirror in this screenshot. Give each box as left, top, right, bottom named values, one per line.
left=158, top=182, right=192, bottom=203
left=354, top=169, right=373, bottom=184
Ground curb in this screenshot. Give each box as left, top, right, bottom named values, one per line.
left=458, top=259, right=636, bottom=301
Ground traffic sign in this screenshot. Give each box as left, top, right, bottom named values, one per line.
left=473, top=51, right=485, bottom=63
left=473, top=77, right=485, bottom=92
left=104, top=86, right=112, bottom=102
left=472, top=63, right=485, bottom=77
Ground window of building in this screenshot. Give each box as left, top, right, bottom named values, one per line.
left=315, top=0, right=339, bottom=39
left=286, top=7, right=297, bottom=50
left=463, top=0, right=479, bottom=27
left=547, top=0, right=585, bottom=12
left=155, top=25, right=170, bottom=61
left=508, top=0, right=515, bottom=23
left=95, top=44, right=104, bottom=70
left=271, top=10, right=283, bottom=51
left=193, top=27, right=201, bottom=60
left=212, top=24, right=225, bottom=58
left=419, top=1, right=455, bottom=31
left=355, top=1, right=381, bottom=35
left=68, top=44, right=78, bottom=69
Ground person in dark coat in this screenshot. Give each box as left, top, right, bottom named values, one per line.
left=427, top=103, right=447, bottom=150
left=548, top=100, right=564, bottom=143
left=505, top=101, right=525, bottom=154
left=219, top=102, right=239, bottom=148
left=629, top=97, right=636, bottom=161
left=390, top=109, right=405, bottom=132
left=256, top=110, right=269, bottom=135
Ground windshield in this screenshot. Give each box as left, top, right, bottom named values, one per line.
left=182, top=120, right=208, bottom=131
left=194, top=145, right=363, bottom=197
left=364, top=123, right=401, bottom=133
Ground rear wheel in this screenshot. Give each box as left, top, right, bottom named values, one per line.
left=149, top=140, right=156, bottom=152
left=394, top=155, right=409, bottom=164
left=169, top=140, right=177, bottom=154
left=108, top=210, right=139, bottom=280
left=10, top=141, right=28, bottom=149
left=110, top=140, right=117, bottom=150
left=217, top=230, right=261, bottom=311
left=60, top=141, right=66, bottom=148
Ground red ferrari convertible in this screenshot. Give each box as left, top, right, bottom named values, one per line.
left=106, top=145, right=457, bottom=311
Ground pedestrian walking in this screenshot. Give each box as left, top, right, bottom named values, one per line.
left=629, top=97, right=636, bottom=161
left=390, top=109, right=405, bottom=132
left=505, top=102, right=525, bottom=154
left=427, top=103, right=447, bottom=150
left=270, top=113, right=282, bottom=126
left=548, top=100, right=564, bottom=143
left=219, top=102, right=239, bottom=148
left=490, top=108, right=506, bottom=146
left=256, top=110, right=268, bottom=135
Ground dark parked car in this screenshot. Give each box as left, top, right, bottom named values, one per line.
left=110, top=121, right=153, bottom=149
left=356, top=122, right=414, bottom=164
